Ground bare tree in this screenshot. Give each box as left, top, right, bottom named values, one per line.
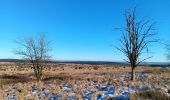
left=116, top=8, right=157, bottom=80
left=166, top=44, right=170, bottom=60
left=15, top=34, right=51, bottom=81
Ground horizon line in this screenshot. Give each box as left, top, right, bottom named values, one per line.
left=0, top=58, right=169, bottom=63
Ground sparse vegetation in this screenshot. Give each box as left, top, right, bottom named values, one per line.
left=0, top=63, right=169, bottom=99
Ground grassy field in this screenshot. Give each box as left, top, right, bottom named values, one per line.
left=0, top=62, right=170, bottom=99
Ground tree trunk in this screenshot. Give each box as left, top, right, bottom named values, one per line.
left=131, top=67, right=135, bottom=80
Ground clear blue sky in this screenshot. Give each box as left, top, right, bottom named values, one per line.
left=0, top=0, right=170, bottom=62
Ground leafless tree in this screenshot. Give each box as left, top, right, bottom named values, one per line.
left=166, top=44, right=170, bottom=60
left=15, top=34, right=51, bottom=81
left=116, top=8, right=157, bottom=80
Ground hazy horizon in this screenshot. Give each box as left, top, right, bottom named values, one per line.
left=0, top=0, right=170, bottom=62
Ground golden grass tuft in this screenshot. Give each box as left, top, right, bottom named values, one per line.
left=131, top=90, right=170, bottom=100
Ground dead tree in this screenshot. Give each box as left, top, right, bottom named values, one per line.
left=15, top=34, right=51, bottom=81
left=116, top=8, right=157, bottom=80
left=166, top=44, right=170, bottom=60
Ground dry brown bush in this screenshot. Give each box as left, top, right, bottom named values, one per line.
left=131, top=90, right=170, bottom=100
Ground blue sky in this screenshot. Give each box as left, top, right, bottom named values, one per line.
left=0, top=0, right=170, bottom=62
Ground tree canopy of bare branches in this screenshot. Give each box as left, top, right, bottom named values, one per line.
left=166, top=44, right=170, bottom=60
left=116, top=8, right=157, bottom=80
left=15, top=34, right=51, bottom=81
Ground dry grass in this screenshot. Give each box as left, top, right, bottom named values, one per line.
left=0, top=74, right=33, bottom=88
left=131, top=90, right=170, bottom=100
left=0, top=62, right=170, bottom=99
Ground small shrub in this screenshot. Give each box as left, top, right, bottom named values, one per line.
left=93, top=67, right=98, bottom=70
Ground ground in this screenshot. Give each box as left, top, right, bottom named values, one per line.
left=0, top=62, right=170, bottom=99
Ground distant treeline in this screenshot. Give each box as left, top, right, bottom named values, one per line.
left=0, top=59, right=169, bottom=67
